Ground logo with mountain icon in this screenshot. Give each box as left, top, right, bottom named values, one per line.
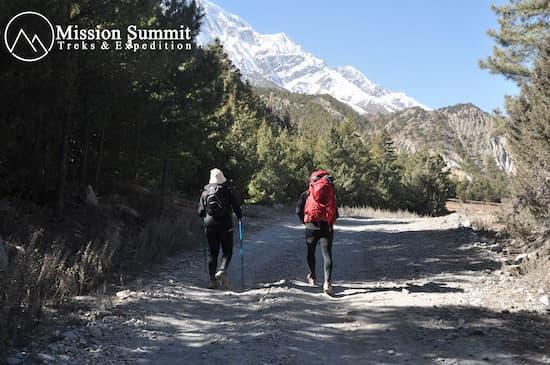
left=4, top=11, right=55, bottom=62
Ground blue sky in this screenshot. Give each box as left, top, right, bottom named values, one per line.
left=211, top=0, right=518, bottom=112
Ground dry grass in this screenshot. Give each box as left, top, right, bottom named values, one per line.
left=339, top=206, right=421, bottom=219
left=447, top=200, right=550, bottom=289
left=0, top=222, right=123, bottom=351
left=469, top=216, right=493, bottom=233
left=133, top=214, right=200, bottom=265
left=521, top=246, right=550, bottom=293
left=0, top=196, right=200, bottom=353
left=446, top=200, right=507, bottom=232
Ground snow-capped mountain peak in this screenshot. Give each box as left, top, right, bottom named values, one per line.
left=196, top=0, right=429, bottom=114
left=336, top=66, right=385, bottom=96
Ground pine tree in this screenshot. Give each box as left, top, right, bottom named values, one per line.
left=505, top=39, right=550, bottom=244
left=315, top=123, right=375, bottom=206
left=400, top=151, right=453, bottom=215
left=479, top=0, right=550, bottom=83
left=369, top=131, right=402, bottom=208
left=247, top=123, right=285, bottom=204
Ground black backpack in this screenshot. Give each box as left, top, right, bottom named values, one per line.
left=205, top=184, right=228, bottom=218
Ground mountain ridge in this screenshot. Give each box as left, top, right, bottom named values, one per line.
left=196, top=0, right=429, bottom=114
left=255, top=87, right=514, bottom=176
left=365, top=103, right=515, bottom=175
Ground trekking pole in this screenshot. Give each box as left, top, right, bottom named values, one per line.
left=201, top=220, right=208, bottom=273
left=239, top=219, right=245, bottom=290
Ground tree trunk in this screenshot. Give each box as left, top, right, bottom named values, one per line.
left=79, top=109, right=90, bottom=190
left=31, top=115, right=44, bottom=200
left=55, top=108, right=71, bottom=217
left=160, top=158, right=169, bottom=211
left=54, top=0, right=75, bottom=218
left=134, top=118, right=141, bottom=181
left=95, top=118, right=106, bottom=191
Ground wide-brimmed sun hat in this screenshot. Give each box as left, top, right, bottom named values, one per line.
left=209, top=168, right=227, bottom=185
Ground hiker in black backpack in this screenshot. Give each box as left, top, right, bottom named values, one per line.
left=198, top=168, right=243, bottom=289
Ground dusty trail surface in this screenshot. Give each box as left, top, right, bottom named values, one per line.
left=10, top=212, right=550, bottom=364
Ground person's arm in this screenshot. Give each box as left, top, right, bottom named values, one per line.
left=197, top=191, right=206, bottom=217
left=296, top=191, right=307, bottom=223
left=230, top=190, right=243, bottom=220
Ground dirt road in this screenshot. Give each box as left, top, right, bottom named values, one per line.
left=9, top=212, right=550, bottom=364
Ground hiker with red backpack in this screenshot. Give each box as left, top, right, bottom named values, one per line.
left=296, top=170, right=338, bottom=295
left=198, top=168, right=242, bottom=289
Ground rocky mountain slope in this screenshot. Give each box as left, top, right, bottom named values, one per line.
left=257, top=87, right=365, bottom=132
left=372, top=103, right=515, bottom=175
left=196, top=0, right=428, bottom=114
left=257, top=88, right=515, bottom=176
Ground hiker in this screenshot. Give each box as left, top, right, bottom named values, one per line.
left=198, top=168, right=242, bottom=289
left=296, top=170, right=338, bottom=295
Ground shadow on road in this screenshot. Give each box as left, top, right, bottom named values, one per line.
left=334, top=218, right=412, bottom=227
left=98, top=283, right=549, bottom=365
left=333, top=281, right=465, bottom=298
left=331, top=222, right=500, bottom=283
left=40, top=214, right=547, bottom=364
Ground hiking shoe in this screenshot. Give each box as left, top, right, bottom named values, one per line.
left=215, top=270, right=229, bottom=289
left=307, top=273, right=316, bottom=286
left=207, top=279, right=217, bottom=289
left=323, top=282, right=333, bottom=296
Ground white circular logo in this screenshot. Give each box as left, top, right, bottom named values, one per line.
left=4, top=11, right=55, bottom=62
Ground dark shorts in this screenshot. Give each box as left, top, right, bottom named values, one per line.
left=304, top=221, right=333, bottom=240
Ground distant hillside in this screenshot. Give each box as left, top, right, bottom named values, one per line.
left=371, top=104, right=515, bottom=176
left=255, top=87, right=367, bottom=135
left=255, top=88, right=515, bottom=178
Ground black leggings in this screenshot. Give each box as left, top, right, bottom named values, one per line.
left=206, top=226, right=233, bottom=279
left=305, top=228, right=333, bottom=283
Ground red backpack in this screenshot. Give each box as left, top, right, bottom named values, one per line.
left=304, top=170, right=337, bottom=225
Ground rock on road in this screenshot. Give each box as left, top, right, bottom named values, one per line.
left=9, top=213, right=550, bottom=365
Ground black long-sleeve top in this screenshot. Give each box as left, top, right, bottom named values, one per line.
left=198, top=183, right=242, bottom=228
left=296, top=191, right=308, bottom=224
